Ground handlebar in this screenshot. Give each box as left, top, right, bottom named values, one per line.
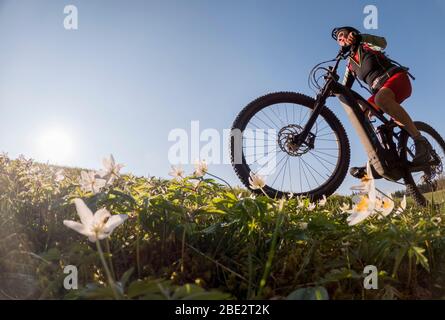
left=308, top=46, right=355, bottom=92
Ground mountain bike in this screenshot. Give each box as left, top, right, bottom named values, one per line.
left=230, top=47, right=445, bottom=206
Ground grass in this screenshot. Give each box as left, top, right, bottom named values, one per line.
left=423, top=189, right=445, bottom=203
left=1, top=153, right=445, bottom=300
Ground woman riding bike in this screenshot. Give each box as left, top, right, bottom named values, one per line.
left=332, top=26, right=432, bottom=179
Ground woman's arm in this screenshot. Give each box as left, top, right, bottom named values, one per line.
left=360, top=34, right=387, bottom=49
left=342, top=65, right=355, bottom=88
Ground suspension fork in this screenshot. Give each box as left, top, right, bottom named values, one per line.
left=293, top=80, right=333, bottom=145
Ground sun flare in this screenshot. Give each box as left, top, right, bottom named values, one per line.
left=35, top=128, right=75, bottom=165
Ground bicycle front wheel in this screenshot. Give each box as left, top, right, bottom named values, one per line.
left=230, top=91, right=350, bottom=200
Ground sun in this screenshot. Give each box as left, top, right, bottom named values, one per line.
left=35, top=128, right=75, bottom=165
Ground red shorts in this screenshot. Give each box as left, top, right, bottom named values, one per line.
left=367, top=72, right=412, bottom=109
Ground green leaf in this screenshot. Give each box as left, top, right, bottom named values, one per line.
left=225, top=192, right=239, bottom=202
left=287, top=286, right=329, bottom=300
left=40, top=248, right=61, bottom=261
left=200, top=223, right=221, bottom=234
left=411, top=246, right=430, bottom=272
left=392, top=246, right=408, bottom=277
left=73, top=284, right=116, bottom=300
left=110, top=189, right=137, bottom=206
left=197, top=206, right=227, bottom=215
left=127, top=279, right=166, bottom=299
left=307, top=216, right=338, bottom=232
left=172, top=283, right=231, bottom=300
left=119, top=267, right=134, bottom=289
left=320, top=268, right=360, bottom=284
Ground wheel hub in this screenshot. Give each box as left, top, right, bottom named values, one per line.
left=277, top=124, right=315, bottom=156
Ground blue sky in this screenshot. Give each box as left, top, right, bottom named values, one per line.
left=1, top=0, right=444, bottom=194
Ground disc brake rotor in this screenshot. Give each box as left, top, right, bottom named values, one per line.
left=277, top=124, right=315, bottom=156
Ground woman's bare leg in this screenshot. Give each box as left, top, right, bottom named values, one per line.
left=374, top=87, right=433, bottom=165
left=374, top=87, right=420, bottom=138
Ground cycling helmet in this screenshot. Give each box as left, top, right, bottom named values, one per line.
left=331, top=26, right=361, bottom=40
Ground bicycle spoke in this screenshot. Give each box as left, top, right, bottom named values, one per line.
left=260, top=110, right=282, bottom=130
left=300, top=157, right=319, bottom=188
left=268, top=106, right=286, bottom=128
left=309, top=151, right=337, bottom=168
left=248, top=147, right=280, bottom=166
left=316, top=123, right=331, bottom=134
left=270, top=155, right=290, bottom=186
left=243, top=144, right=277, bottom=149
left=280, top=157, right=291, bottom=192
left=244, top=127, right=277, bottom=140
left=298, top=158, right=312, bottom=192
left=316, top=138, right=338, bottom=142
left=253, top=114, right=279, bottom=132
left=312, top=149, right=339, bottom=159
left=285, top=104, right=289, bottom=124
left=270, top=155, right=289, bottom=191
left=299, top=106, right=303, bottom=124
left=309, top=151, right=335, bottom=176
left=317, top=132, right=336, bottom=138
left=243, top=137, right=276, bottom=141
left=288, top=158, right=293, bottom=192
left=256, top=153, right=286, bottom=175
left=300, top=109, right=310, bottom=125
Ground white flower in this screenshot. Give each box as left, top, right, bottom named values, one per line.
left=394, top=195, right=407, bottom=215
left=80, top=171, right=106, bottom=194
left=169, top=165, right=184, bottom=180
left=190, top=179, right=200, bottom=189
left=318, top=195, right=327, bottom=207
left=375, top=196, right=394, bottom=217
left=99, top=154, right=124, bottom=184
left=194, top=159, right=208, bottom=177
left=340, top=202, right=350, bottom=212
left=63, top=199, right=128, bottom=242
left=248, top=171, right=266, bottom=190
left=432, top=216, right=442, bottom=226
left=346, top=188, right=377, bottom=226
left=350, top=162, right=375, bottom=194
left=288, top=193, right=294, bottom=199
left=297, top=199, right=305, bottom=208
left=55, top=169, right=65, bottom=182
left=307, top=202, right=316, bottom=211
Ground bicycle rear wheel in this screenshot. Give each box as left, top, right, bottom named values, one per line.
left=401, top=121, right=445, bottom=206
left=230, top=92, right=350, bottom=200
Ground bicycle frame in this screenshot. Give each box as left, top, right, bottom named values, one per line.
left=334, top=83, right=405, bottom=181
left=297, top=54, right=407, bottom=181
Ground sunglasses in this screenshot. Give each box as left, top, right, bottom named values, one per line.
left=336, top=30, right=349, bottom=39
